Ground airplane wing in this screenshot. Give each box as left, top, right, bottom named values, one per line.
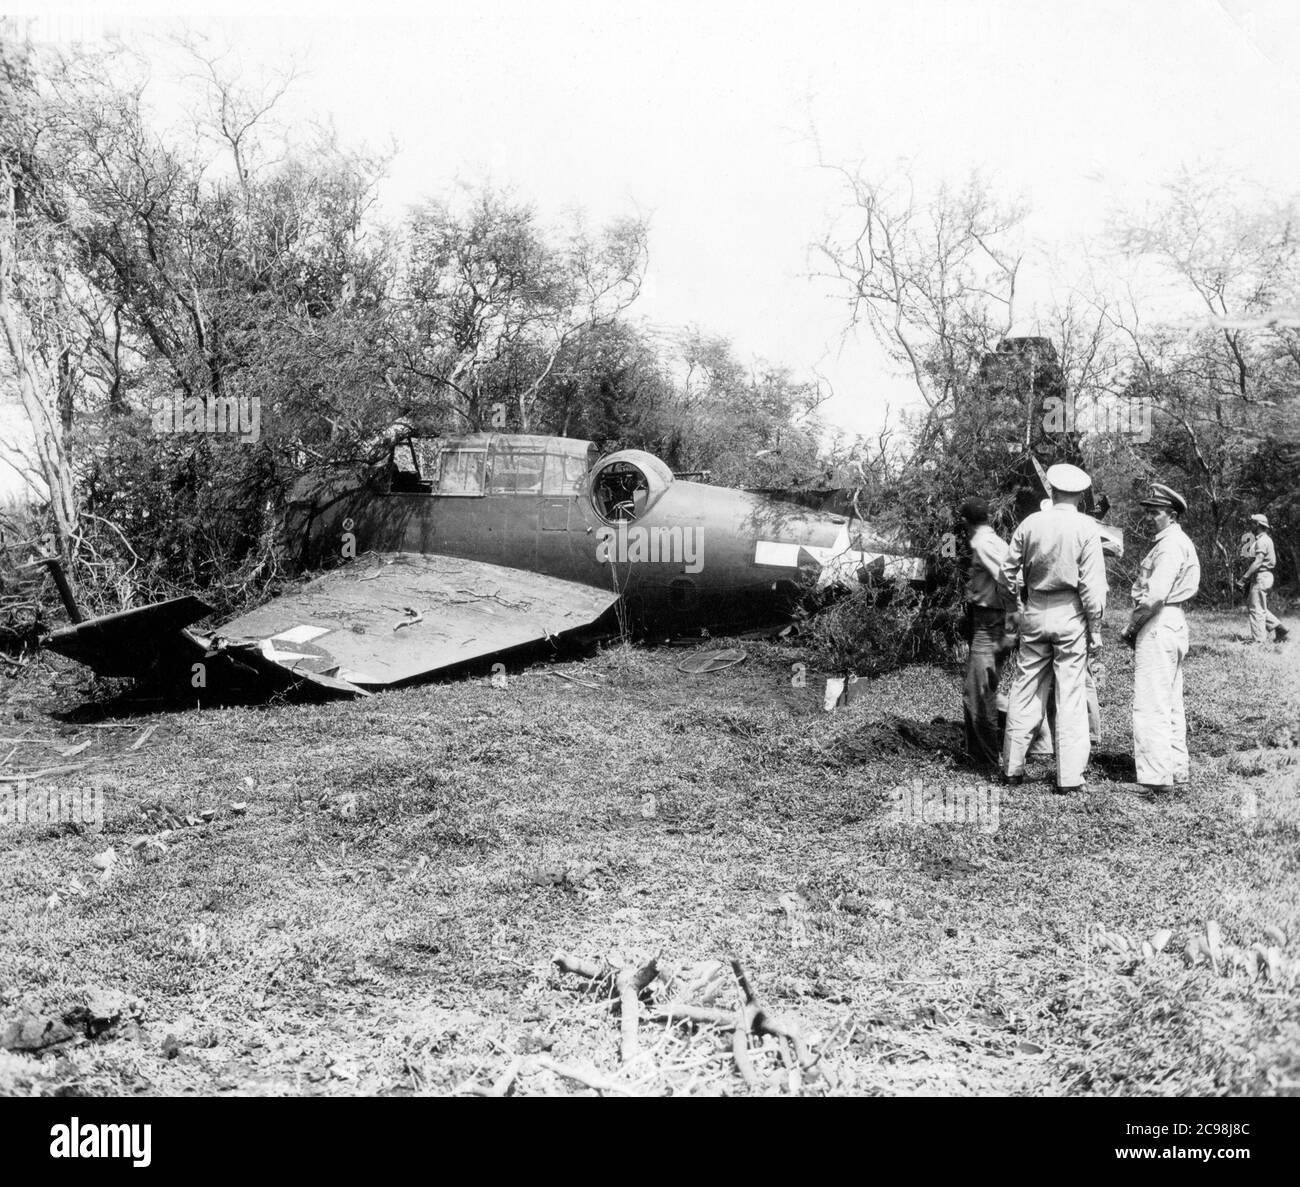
left=43, top=596, right=215, bottom=678
left=215, top=552, right=620, bottom=688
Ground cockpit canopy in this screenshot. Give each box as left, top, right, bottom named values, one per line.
left=389, top=433, right=597, bottom=497
left=385, top=434, right=677, bottom=520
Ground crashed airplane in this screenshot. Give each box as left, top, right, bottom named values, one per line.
left=41, top=433, right=924, bottom=698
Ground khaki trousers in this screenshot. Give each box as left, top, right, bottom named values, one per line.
left=1248, top=571, right=1281, bottom=642
left=1133, top=604, right=1189, bottom=786
left=1027, top=663, right=1101, bottom=756
left=1002, top=589, right=1091, bottom=787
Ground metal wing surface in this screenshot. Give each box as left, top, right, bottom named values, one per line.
left=43, top=596, right=215, bottom=677
left=216, top=553, right=619, bottom=688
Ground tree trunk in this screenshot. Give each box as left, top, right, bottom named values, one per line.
left=0, top=164, right=77, bottom=558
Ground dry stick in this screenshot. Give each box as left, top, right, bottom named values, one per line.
left=532, top=1055, right=632, bottom=1096
left=546, top=670, right=601, bottom=689
left=615, top=956, right=660, bottom=1065
left=753, top=1010, right=816, bottom=1070
left=129, top=725, right=157, bottom=751
left=648, top=1003, right=737, bottom=1028
left=553, top=950, right=606, bottom=981
left=457, top=1055, right=523, bottom=1098
left=726, top=958, right=763, bottom=1087
left=0, top=760, right=99, bottom=783
left=730, top=956, right=760, bottom=1008
left=731, top=1007, right=760, bottom=1090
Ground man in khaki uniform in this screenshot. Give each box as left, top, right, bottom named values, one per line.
left=1025, top=501, right=1103, bottom=757
left=1120, top=485, right=1200, bottom=796
left=959, top=496, right=1020, bottom=770
left=1240, top=514, right=1288, bottom=643
left=997, top=464, right=1107, bottom=792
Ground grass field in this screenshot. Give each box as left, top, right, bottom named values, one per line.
left=1, top=607, right=1297, bottom=1097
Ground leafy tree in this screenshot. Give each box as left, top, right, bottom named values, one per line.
left=395, top=189, right=647, bottom=432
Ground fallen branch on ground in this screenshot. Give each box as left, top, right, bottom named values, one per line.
left=551, top=949, right=834, bottom=1093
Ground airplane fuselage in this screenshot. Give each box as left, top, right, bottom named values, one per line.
left=285, top=435, right=907, bottom=639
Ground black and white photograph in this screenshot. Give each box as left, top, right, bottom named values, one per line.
left=0, top=0, right=1296, bottom=1152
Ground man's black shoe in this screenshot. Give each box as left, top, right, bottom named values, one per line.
left=1001, top=773, right=1024, bottom=786
left=1275, top=626, right=1290, bottom=643
left=1054, top=784, right=1084, bottom=795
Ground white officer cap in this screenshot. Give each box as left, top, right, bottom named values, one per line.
left=1044, top=463, right=1091, bottom=493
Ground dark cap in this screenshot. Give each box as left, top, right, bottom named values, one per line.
left=958, top=496, right=990, bottom=524
left=1139, top=483, right=1187, bottom=516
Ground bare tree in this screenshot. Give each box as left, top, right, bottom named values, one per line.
left=1103, top=169, right=1300, bottom=588
left=813, top=164, right=1026, bottom=448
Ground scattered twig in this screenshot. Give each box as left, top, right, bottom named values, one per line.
left=534, top=1054, right=631, bottom=1095
left=546, top=669, right=601, bottom=690
left=648, top=1003, right=736, bottom=1028
left=129, top=725, right=157, bottom=751
left=553, top=950, right=607, bottom=981
left=552, top=950, right=832, bottom=1093
left=0, top=760, right=98, bottom=782
left=617, top=956, right=660, bottom=1065
left=732, top=1009, right=760, bottom=1089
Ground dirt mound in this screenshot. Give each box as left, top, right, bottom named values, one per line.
left=839, top=715, right=965, bottom=763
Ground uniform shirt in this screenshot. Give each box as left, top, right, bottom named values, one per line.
left=966, top=524, right=1017, bottom=609
left=1253, top=532, right=1277, bottom=572
left=998, top=504, right=1108, bottom=636
left=1131, top=523, right=1200, bottom=610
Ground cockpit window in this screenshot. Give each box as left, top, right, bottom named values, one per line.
left=542, top=452, right=590, bottom=496
left=487, top=453, right=544, bottom=494
left=436, top=449, right=487, bottom=496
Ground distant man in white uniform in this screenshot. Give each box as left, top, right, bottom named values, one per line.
left=1240, top=514, right=1288, bottom=644
left=1120, top=485, right=1200, bottom=796
left=997, top=464, right=1108, bottom=792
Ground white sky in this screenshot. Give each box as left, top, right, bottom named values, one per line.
left=8, top=0, right=1300, bottom=453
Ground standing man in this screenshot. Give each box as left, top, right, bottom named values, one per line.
left=1120, top=485, right=1200, bottom=796
left=959, top=497, right=1020, bottom=771
left=1240, top=514, right=1288, bottom=643
left=1025, top=497, right=1103, bottom=757
left=998, top=464, right=1108, bottom=793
